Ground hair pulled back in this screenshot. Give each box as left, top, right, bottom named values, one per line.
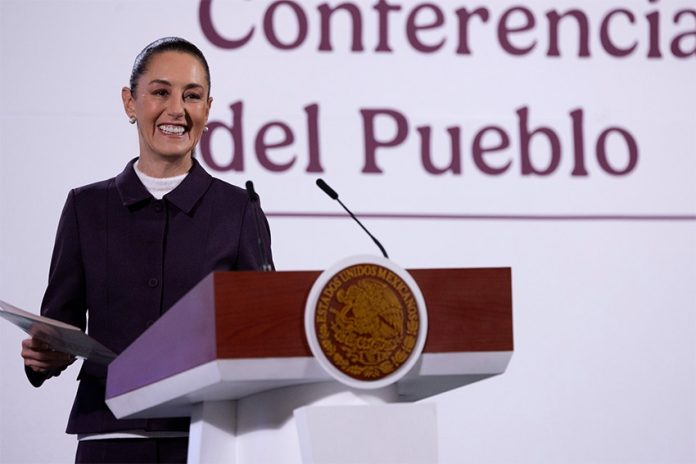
left=129, top=37, right=211, bottom=96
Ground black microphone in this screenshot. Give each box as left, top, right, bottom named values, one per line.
left=316, top=179, right=338, bottom=200
left=315, top=178, right=389, bottom=259
left=245, top=180, right=273, bottom=271
left=245, top=180, right=260, bottom=202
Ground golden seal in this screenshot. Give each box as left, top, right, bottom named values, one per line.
left=313, top=262, right=420, bottom=382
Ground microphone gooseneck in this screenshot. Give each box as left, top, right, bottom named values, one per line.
left=315, top=178, right=389, bottom=259
left=246, top=180, right=273, bottom=271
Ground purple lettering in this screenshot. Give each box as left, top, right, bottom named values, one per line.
left=199, top=0, right=254, bottom=49
left=200, top=101, right=244, bottom=172
left=600, top=9, right=638, bottom=57
left=304, top=104, right=324, bottom=172
left=318, top=3, right=364, bottom=52
left=671, top=10, right=696, bottom=58
left=518, top=107, right=561, bottom=176
left=570, top=109, right=588, bottom=176
left=646, top=6, right=662, bottom=58
left=361, top=109, right=409, bottom=173
left=498, top=6, right=537, bottom=55
left=406, top=4, right=446, bottom=53
left=547, top=10, right=590, bottom=57
left=596, top=127, right=639, bottom=175
left=374, top=0, right=402, bottom=52
left=418, top=126, right=462, bottom=174
left=454, top=7, right=490, bottom=55
left=264, top=1, right=308, bottom=50
left=255, top=122, right=296, bottom=172
left=472, top=126, right=511, bottom=175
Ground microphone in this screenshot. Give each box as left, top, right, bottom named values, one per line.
left=316, top=179, right=338, bottom=200
left=315, top=178, right=389, bottom=259
left=245, top=180, right=273, bottom=271
left=245, top=180, right=260, bottom=202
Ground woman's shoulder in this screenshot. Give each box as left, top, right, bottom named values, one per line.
left=208, top=176, right=249, bottom=199
left=188, top=158, right=249, bottom=202
left=204, top=178, right=255, bottom=215
left=69, top=177, right=117, bottom=200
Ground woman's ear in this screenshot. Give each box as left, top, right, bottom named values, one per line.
left=121, top=87, right=136, bottom=120
left=205, top=96, right=213, bottom=119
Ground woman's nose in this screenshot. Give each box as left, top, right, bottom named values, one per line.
left=167, top=96, right=185, bottom=117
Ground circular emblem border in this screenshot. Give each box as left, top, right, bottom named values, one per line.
left=304, top=254, right=428, bottom=389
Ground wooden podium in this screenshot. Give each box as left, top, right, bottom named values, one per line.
left=106, top=268, right=513, bottom=463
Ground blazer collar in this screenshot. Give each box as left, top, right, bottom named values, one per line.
left=115, top=157, right=213, bottom=214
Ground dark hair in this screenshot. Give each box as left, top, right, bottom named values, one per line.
left=129, top=37, right=211, bottom=96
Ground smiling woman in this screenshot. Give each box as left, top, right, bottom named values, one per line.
left=122, top=39, right=213, bottom=178
left=19, top=37, right=274, bottom=464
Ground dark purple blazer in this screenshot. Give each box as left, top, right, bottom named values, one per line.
left=27, top=158, right=273, bottom=434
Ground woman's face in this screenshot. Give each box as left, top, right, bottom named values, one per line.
left=122, top=51, right=212, bottom=164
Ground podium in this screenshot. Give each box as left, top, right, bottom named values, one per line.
left=106, top=268, right=513, bottom=463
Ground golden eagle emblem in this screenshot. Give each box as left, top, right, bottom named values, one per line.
left=314, top=264, right=420, bottom=381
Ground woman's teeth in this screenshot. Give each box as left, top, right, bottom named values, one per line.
left=159, top=124, right=185, bottom=135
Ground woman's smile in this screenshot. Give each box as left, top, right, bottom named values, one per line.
left=158, top=124, right=187, bottom=136
left=122, top=50, right=212, bottom=176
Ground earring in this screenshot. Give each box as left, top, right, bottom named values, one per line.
left=203, top=126, right=209, bottom=132
left=129, top=116, right=136, bottom=124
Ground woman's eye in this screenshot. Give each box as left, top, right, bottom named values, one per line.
left=184, top=93, right=202, bottom=101
left=152, top=89, right=169, bottom=97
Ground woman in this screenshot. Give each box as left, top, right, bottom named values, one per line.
left=20, top=37, right=273, bottom=463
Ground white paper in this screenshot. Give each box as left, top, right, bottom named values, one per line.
left=0, top=299, right=116, bottom=365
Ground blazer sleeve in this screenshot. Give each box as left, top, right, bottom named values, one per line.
left=25, top=190, right=87, bottom=387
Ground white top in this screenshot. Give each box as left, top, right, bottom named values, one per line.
left=133, top=161, right=188, bottom=200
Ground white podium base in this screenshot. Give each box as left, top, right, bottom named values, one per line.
left=186, top=382, right=438, bottom=464
left=188, top=400, right=236, bottom=463
left=294, top=403, right=438, bottom=464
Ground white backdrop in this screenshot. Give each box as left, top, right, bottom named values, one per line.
left=1, top=0, right=695, bottom=462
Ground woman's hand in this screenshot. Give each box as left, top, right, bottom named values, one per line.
left=21, top=337, right=75, bottom=374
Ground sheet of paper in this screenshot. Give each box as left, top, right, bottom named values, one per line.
left=0, top=299, right=116, bottom=365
